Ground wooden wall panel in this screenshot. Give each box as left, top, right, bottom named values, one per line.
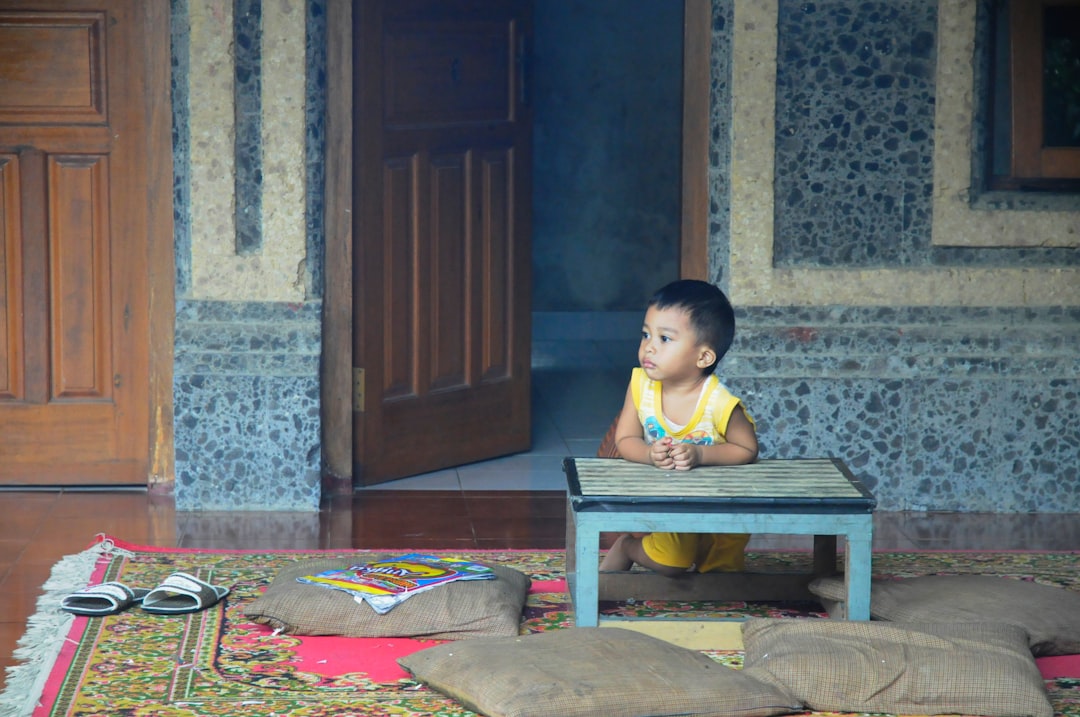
left=0, top=153, right=22, bottom=400
left=48, top=154, right=110, bottom=400
left=479, top=148, right=510, bottom=381
left=0, top=11, right=106, bottom=124
left=383, top=22, right=510, bottom=127
left=429, top=152, right=467, bottom=391
left=382, top=157, right=416, bottom=400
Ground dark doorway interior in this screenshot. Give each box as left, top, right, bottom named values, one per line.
left=531, top=0, right=684, bottom=315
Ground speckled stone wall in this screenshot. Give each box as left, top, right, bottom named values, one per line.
left=712, top=0, right=1080, bottom=512
left=172, top=0, right=326, bottom=510
left=173, top=301, right=322, bottom=511
left=726, top=0, right=1080, bottom=306
left=772, top=0, right=1079, bottom=267
left=723, top=306, right=1079, bottom=512
left=772, top=1, right=939, bottom=268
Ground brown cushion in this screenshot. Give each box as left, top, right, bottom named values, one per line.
left=808, top=574, right=1080, bottom=656
left=741, top=618, right=1053, bottom=717
left=242, top=557, right=530, bottom=639
left=398, top=626, right=800, bottom=717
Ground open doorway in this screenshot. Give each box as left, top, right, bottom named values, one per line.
left=531, top=0, right=684, bottom=318
left=319, top=0, right=710, bottom=486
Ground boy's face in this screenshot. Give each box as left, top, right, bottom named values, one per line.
left=638, top=305, right=715, bottom=383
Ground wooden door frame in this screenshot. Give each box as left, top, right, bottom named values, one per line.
left=320, top=0, right=712, bottom=486
left=680, top=0, right=711, bottom=281
left=145, top=2, right=177, bottom=490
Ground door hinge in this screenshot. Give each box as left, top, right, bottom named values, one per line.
left=352, top=367, right=365, bottom=412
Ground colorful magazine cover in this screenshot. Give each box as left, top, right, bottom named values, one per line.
left=297, top=553, right=495, bottom=614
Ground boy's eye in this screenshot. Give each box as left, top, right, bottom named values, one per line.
left=641, top=331, right=650, bottom=340
left=660, top=335, right=672, bottom=343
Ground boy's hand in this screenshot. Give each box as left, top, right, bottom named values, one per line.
left=667, top=442, right=702, bottom=470
left=650, top=437, right=675, bottom=469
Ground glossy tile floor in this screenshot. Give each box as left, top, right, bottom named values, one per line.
left=2, top=367, right=1078, bottom=687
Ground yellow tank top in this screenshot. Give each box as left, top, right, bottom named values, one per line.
left=629, top=367, right=752, bottom=445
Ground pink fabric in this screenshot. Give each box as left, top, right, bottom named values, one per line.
left=1037, top=654, right=1080, bottom=679
left=529, top=579, right=566, bottom=593
left=269, top=630, right=430, bottom=681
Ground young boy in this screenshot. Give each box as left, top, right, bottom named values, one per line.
left=599, top=279, right=759, bottom=577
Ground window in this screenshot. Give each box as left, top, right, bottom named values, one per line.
left=989, top=0, right=1080, bottom=191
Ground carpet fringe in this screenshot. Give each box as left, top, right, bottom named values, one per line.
left=0, top=543, right=107, bottom=717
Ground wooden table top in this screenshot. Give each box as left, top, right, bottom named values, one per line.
left=564, top=457, right=876, bottom=513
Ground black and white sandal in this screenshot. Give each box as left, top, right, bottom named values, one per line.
left=141, top=572, right=230, bottom=614
left=60, top=582, right=151, bottom=616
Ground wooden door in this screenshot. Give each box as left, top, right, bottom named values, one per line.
left=0, top=1, right=157, bottom=485
left=353, top=0, right=533, bottom=484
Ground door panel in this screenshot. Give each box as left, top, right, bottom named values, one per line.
left=51, top=154, right=111, bottom=400
left=478, top=149, right=512, bottom=380
left=429, top=150, right=468, bottom=391
left=354, top=0, right=532, bottom=484
left=384, top=20, right=513, bottom=126
left=381, top=157, right=417, bottom=401
left=0, top=153, right=24, bottom=401
left=0, top=1, right=153, bottom=485
left=0, top=9, right=107, bottom=124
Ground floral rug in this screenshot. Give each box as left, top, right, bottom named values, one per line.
left=2, top=536, right=1078, bottom=717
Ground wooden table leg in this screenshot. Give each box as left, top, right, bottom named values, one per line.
left=570, top=511, right=601, bottom=627
left=844, top=519, right=874, bottom=620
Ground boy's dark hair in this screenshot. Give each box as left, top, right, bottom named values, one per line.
left=648, top=279, right=735, bottom=375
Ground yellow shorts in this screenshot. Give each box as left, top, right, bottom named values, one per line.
left=641, top=532, right=750, bottom=572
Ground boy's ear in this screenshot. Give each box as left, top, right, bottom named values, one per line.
left=696, top=347, right=716, bottom=369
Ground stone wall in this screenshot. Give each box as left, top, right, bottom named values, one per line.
left=171, top=0, right=324, bottom=510
left=727, top=307, right=1078, bottom=512
left=173, top=301, right=322, bottom=510
left=710, top=0, right=1079, bottom=512
left=167, top=0, right=1079, bottom=512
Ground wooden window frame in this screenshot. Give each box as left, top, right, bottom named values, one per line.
left=1000, top=0, right=1080, bottom=189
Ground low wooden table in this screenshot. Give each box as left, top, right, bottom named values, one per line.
left=564, top=457, right=876, bottom=627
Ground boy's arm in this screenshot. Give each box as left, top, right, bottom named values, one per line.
left=667, top=404, right=759, bottom=469
left=699, top=405, right=758, bottom=465
left=612, top=384, right=670, bottom=467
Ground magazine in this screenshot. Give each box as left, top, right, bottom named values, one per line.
left=297, top=553, right=495, bottom=614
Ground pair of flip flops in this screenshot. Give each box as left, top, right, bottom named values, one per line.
left=61, top=573, right=229, bottom=616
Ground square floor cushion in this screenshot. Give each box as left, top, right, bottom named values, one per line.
left=243, top=557, right=530, bottom=639
left=741, top=618, right=1053, bottom=717
left=398, top=626, right=801, bottom=717
left=809, top=574, right=1080, bottom=656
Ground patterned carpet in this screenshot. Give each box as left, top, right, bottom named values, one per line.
left=2, top=536, right=1078, bottom=717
